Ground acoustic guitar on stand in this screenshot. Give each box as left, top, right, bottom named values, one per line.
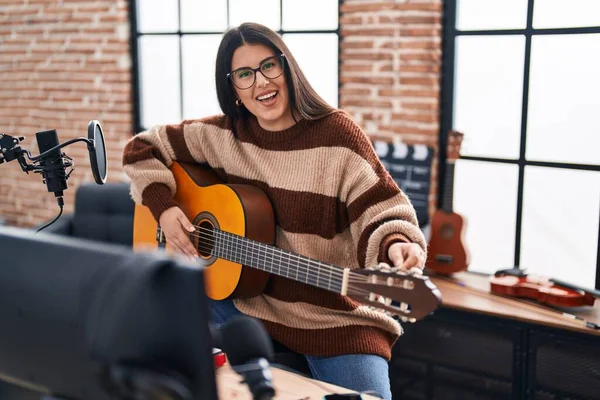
left=426, top=130, right=470, bottom=275
left=132, top=162, right=442, bottom=323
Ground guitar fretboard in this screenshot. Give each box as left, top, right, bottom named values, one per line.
left=209, top=229, right=346, bottom=293
left=442, top=162, right=455, bottom=212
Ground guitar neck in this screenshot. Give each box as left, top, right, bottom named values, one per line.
left=211, top=229, right=349, bottom=294
left=442, top=162, right=455, bottom=212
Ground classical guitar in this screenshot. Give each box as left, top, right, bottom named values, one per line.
left=426, top=130, right=470, bottom=275
left=133, top=162, right=442, bottom=323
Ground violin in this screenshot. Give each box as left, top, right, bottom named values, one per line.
left=489, top=268, right=600, bottom=308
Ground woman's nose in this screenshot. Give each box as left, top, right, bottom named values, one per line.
left=255, top=72, right=270, bottom=87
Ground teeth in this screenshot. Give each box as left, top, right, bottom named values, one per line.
left=257, top=92, right=277, bottom=101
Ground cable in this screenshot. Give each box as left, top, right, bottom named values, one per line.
left=35, top=197, right=64, bottom=234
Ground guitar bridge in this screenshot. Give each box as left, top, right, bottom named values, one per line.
left=435, top=254, right=453, bottom=263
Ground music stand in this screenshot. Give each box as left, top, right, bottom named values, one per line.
left=0, top=226, right=217, bottom=400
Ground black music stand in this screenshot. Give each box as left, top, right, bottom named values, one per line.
left=0, top=226, right=217, bottom=400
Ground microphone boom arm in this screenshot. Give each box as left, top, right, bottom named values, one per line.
left=0, top=133, right=81, bottom=174
left=26, top=137, right=94, bottom=162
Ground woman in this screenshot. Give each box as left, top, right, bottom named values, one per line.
left=123, top=22, right=427, bottom=399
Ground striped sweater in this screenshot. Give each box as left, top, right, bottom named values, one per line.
left=122, top=111, right=427, bottom=360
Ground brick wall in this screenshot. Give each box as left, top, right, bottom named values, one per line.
left=0, top=0, right=442, bottom=228
left=340, top=0, right=443, bottom=218
left=0, top=0, right=132, bottom=227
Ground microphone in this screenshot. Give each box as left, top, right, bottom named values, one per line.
left=35, top=129, right=71, bottom=198
left=1, top=121, right=107, bottom=232
left=221, top=316, right=275, bottom=400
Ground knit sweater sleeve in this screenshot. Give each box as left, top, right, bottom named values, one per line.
left=336, top=114, right=427, bottom=268
left=122, top=115, right=228, bottom=221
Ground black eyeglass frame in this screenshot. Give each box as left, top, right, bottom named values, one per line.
left=227, top=53, right=286, bottom=90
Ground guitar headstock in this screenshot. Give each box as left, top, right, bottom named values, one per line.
left=348, top=266, right=442, bottom=323
left=447, top=130, right=464, bottom=163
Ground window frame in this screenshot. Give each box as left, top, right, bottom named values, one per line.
left=439, top=0, right=600, bottom=288
left=128, top=0, right=342, bottom=134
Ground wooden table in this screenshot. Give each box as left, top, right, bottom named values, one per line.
left=216, top=364, right=379, bottom=399
left=388, top=271, right=600, bottom=399
left=429, top=271, right=600, bottom=335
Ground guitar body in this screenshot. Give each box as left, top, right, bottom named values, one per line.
left=427, top=210, right=470, bottom=275
left=133, top=162, right=274, bottom=300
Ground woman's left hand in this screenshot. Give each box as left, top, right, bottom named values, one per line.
left=388, top=242, right=426, bottom=271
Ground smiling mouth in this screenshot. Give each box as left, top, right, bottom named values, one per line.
left=256, top=91, right=278, bottom=102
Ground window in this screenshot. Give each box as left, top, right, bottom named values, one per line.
left=130, top=0, right=340, bottom=132
left=441, top=0, right=600, bottom=289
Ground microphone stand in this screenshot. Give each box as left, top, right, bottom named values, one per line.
left=1, top=133, right=77, bottom=232
left=0, top=133, right=76, bottom=176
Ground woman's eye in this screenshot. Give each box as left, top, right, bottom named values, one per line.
left=238, top=70, right=251, bottom=78
left=262, top=62, right=274, bottom=70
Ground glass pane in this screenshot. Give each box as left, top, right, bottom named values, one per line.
left=453, top=160, right=519, bottom=275
left=229, top=0, right=280, bottom=31
left=526, top=34, right=600, bottom=166
left=456, top=0, right=528, bottom=31
left=453, top=36, right=525, bottom=159
left=533, top=0, right=600, bottom=29
left=139, top=36, right=181, bottom=129
left=182, top=35, right=223, bottom=120
left=282, top=0, right=338, bottom=31
left=137, top=0, right=179, bottom=33
left=181, top=0, right=227, bottom=32
left=520, top=167, right=600, bottom=289
left=283, top=33, right=339, bottom=108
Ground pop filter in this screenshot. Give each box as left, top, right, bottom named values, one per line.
left=87, top=120, right=107, bottom=185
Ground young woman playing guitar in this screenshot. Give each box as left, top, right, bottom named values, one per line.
left=123, top=22, right=433, bottom=400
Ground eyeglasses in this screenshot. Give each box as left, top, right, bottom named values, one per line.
left=227, top=54, right=285, bottom=90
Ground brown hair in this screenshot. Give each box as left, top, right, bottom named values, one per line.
left=215, top=22, right=336, bottom=126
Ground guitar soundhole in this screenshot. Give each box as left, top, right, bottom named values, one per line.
left=440, top=223, right=455, bottom=240
left=196, top=220, right=214, bottom=257
left=192, top=212, right=219, bottom=261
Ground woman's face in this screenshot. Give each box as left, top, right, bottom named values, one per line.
left=230, top=44, right=294, bottom=131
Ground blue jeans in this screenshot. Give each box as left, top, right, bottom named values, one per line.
left=210, top=299, right=392, bottom=400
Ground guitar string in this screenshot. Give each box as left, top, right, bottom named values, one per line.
left=189, top=237, right=413, bottom=315
left=190, top=225, right=367, bottom=283
left=185, top=226, right=406, bottom=300
left=192, top=239, right=374, bottom=299
left=157, top=223, right=416, bottom=307
left=191, top=226, right=393, bottom=287
left=193, top=243, right=386, bottom=305
left=190, top=230, right=417, bottom=312
left=198, top=224, right=401, bottom=285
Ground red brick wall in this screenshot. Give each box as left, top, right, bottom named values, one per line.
left=0, top=0, right=132, bottom=227
left=0, top=0, right=442, bottom=228
left=340, top=0, right=443, bottom=219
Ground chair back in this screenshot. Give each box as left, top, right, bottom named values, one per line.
left=72, top=182, right=135, bottom=246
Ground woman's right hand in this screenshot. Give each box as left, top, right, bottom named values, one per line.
left=158, top=206, right=198, bottom=259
